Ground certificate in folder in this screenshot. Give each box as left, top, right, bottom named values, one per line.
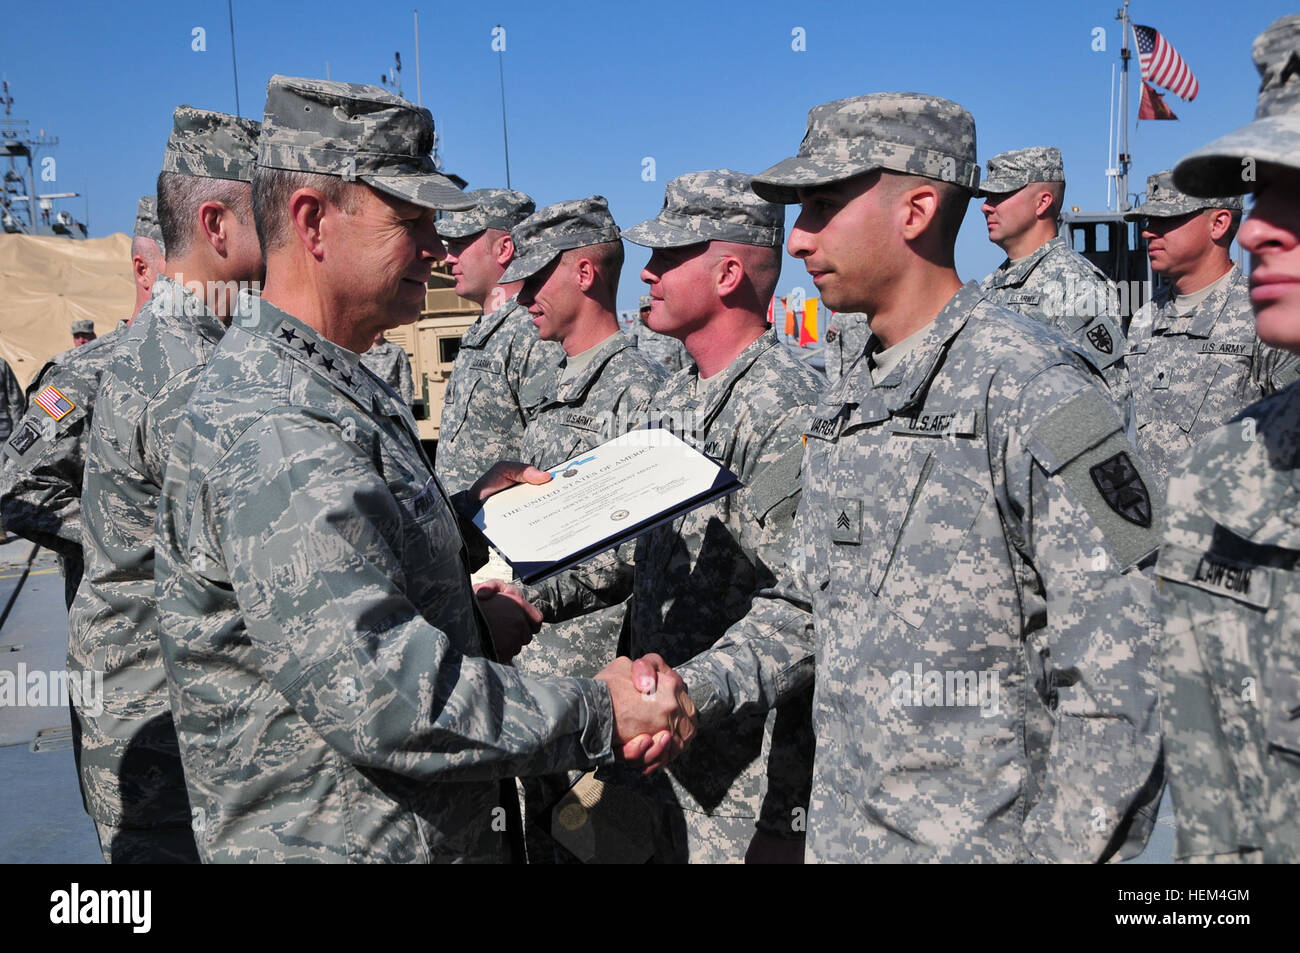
left=473, top=427, right=742, bottom=585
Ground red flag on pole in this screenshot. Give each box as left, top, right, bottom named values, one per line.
left=1138, top=81, right=1178, bottom=120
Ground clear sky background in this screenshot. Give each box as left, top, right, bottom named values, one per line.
left=2, top=0, right=1291, bottom=311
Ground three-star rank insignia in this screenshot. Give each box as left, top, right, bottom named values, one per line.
left=1086, top=324, right=1114, bottom=355
left=1089, top=452, right=1152, bottom=527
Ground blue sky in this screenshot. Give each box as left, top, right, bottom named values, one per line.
left=3, top=0, right=1290, bottom=311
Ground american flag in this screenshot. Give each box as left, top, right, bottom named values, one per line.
left=32, top=386, right=74, bottom=420
left=1133, top=25, right=1199, bottom=101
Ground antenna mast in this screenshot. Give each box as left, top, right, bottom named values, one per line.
left=1116, top=0, right=1132, bottom=211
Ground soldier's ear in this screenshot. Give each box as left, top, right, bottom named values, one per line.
left=1207, top=208, right=1234, bottom=243
left=496, top=233, right=515, bottom=268
left=288, top=188, right=328, bottom=260
left=715, top=254, right=744, bottom=299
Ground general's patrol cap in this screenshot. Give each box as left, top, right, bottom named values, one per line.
left=133, top=195, right=165, bottom=254
left=438, top=189, right=535, bottom=238
left=977, top=146, right=1064, bottom=196
left=257, top=75, right=472, bottom=211
left=500, top=196, right=621, bottom=283
left=1123, top=171, right=1243, bottom=221
left=622, top=169, right=784, bottom=248
left=751, top=93, right=980, bottom=203
left=1175, top=15, right=1300, bottom=196
left=161, top=106, right=260, bottom=182
left=70, top=320, right=95, bottom=336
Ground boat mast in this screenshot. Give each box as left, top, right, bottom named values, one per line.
left=1117, top=0, right=1132, bottom=211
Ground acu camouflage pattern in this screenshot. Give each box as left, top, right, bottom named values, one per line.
left=435, top=295, right=564, bottom=496
left=1127, top=265, right=1298, bottom=496
left=0, top=326, right=128, bottom=607
left=1155, top=383, right=1300, bottom=862
left=66, top=275, right=226, bottom=837
left=823, top=313, right=872, bottom=387
left=257, top=75, right=470, bottom=211
left=134, top=195, right=165, bottom=252
left=1125, top=170, right=1243, bottom=220
left=0, top=357, right=24, bottom=445
left=751, top=93, right=980, bottom=204
left=153, top=297, right=615, bottom=862
left=1175, top=15, right=1300, bottom=196
left=677, top=284, right=1164, bottom=862
left=160, top=106, right=260, bottom=182
left=501, top=196, right=622, bottom=284
left=437, top=188, right=535, bottom=238
left=70, top=319, right=96, bottom=338
left=977, top=146, right=1065, bottom=196
left=980, top=235, right=1131, bottom=410
left=359, top=337, right=415, bottom=405
left=621, top=170, right=784, bottom=249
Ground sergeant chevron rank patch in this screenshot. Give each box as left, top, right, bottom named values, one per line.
left=832, top=497, right=861, bottom=544
left=1089, top=451, right=1152, bottom=527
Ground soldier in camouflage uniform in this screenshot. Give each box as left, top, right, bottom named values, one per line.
left=1155, top=14, right=1300, bottom=863
left=436, top=188, right=563, bottom=496
left=978, top=147, right=1129, bottom=412
left=67, top=106, right=263, bottom=863
left=360, top=330, right=415, bottom=404
left=1124, top=171, right=1298, bottom=497
left=152, top=75, right=694, bottom=864
left=130, top=195, right=167, bottom=316
left=648, top=93, right=1164, bottom=863
left=70, top=319, right=97, bottom=347
left=0, top=358, right=23, bottom=447
left=523, top=170, right=820, bottom=863
left=635, top=294, right=690, bottom=372
left=1, top=194, right=163, bottom=600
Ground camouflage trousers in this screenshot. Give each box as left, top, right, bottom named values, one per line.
left=94, top=820, right=200, bottom=864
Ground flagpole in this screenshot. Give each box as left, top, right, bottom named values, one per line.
left=1107, top=63, right=1116, bottom=211
left=1117, top=0, right=1131, bottom=211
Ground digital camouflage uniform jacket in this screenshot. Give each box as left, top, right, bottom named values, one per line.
left=0, top=357, right=25, bottom=445
left=1, top=326, right=127, bottom=607
left=153, top=298, right=616, bottom=863
left=1155, top=382, right=1300, bottom=863
left=1126, top=265, right=1299, bottom=496
left=981, top=235, right=1130, bottom=414
left=677, top=283, right=1164, bottom=863
left=529, top=330, right=821, bottom=838
left=67, top=277, right=220, bottom=831
left=359, top=338, right=415, bottom=405
left=435, top=296, right=563, bottom=495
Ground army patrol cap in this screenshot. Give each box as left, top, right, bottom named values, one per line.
left=751, top=92, right=980, bottom=203
left=500, top=196, right=621, bottom=283
left=977, top=146, right=1065, bottom=196
left=70, top=319, right=95, bottom=336
left=639, top=294, right=652, bottom=310
left=257, top=74, right=472, bottom=211
left=622, top=169, right=784, bottom=249
left=133, top=195, right=165, bottom=253
left=160, top=106, right=260, bottom=182
left=1123, top=170, right=1243, bottom=221
left=438, top=189, right=535, bottom=238
left=1174, top=15, right=1300, bottom=196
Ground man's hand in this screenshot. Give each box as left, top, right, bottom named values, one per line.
left=474, top=581, right=542, bottom=663
left=595, top=654, right=697, bottom=775
left=469, top=461, right=552, bottom=503
left=744, top=830, right=806, bottom=864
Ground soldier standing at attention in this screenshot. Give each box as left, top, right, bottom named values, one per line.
left=978, top=147, right=1129, bottom=411
left=152, top=76, right=695, bottom=863
left=436, top=188, right=562, bottom=496
left=517, top=170, right=820, bottom=863
left=359, top=329, right=415, bottom=404
left=648, top=93, right=1163, bottom=862
left=1124, top=170, right=1297, bottom=496
left=0, top=194, right=166, bottom=607
left=1155, top=13, right=1300, bottom=863
left=67, top=106, right=263, bottom=863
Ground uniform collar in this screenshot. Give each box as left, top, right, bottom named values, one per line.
left=148, top=274, right=229, bottom=347
left=1152, top=264, right=1241, bottom=338
left=550, top=331, right=638, bottom=404
left=461, top=295, right=527, bottom=348
left=984, top=235, right=1063, bottom=289
left=237, top=293, right=367, bottom=398
left=661, top=328, right=777, bottom=434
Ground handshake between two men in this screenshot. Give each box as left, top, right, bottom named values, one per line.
left=463, top=461, right=700, bottom=774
